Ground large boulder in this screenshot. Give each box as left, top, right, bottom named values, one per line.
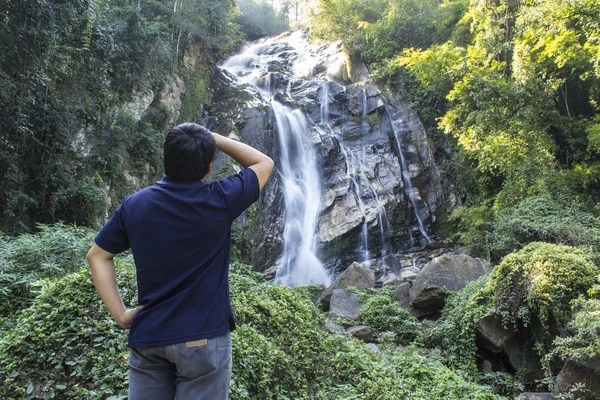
left=394, top=282, right=411, bottom=308
left=329, top=289, right=361, bottom=320
left=318, top=262, right=375, bottom=309
left=503, top=336, right=524, bottom=371
left=346, top=325, right=375, bottom=343
left=394, top=282, right=429, bottom=318
left=409, top=254, right=491, bottom=314
left=476, top=314, right=517, bottom=353
left=555, top=357, right=600, bottom=399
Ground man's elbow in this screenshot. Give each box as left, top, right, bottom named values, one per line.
left=86, top=247, right=94, bottom=262
left=265, top=156, right=275, bottom=174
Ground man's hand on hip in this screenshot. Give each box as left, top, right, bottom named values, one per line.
left=118, top=305, right=144, bottom=329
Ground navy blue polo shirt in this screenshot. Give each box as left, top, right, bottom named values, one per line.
left=94, top=168, right=260, bottom=347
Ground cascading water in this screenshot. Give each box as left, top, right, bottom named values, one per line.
left=271, top=102, right=329, bottom=286
left=222, top=33, right=330, bottom=286
left=386, top=104, right=431, bottom=245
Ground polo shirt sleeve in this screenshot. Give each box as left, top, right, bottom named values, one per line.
left=94, top=199, right=131, bottom=254
left=219, top=168, right=260, bottom=220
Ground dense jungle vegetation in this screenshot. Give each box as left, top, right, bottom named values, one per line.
left=1, top=0, right=600, bottom=399
left=311, top=0, right=600, bottom=258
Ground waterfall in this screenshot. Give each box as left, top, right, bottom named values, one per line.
left=218, top=31, right=440, bottom=279
left=386, top=105, right=431, bottom=244
left=222, top=33, right=330, bottom=286
left=271, top=102, right=329, bottom=286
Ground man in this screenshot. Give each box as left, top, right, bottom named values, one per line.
left=86, top=123, right=274, bottom=399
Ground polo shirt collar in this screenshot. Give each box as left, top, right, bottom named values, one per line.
left=158, top=176, right=206, bottom=186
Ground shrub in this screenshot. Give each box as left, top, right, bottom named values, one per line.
left=1, top=255, right=503, bottom=399
left=423, top=242, right=598, bottom=382
left=49, top=179, right=107, bottom=228
left=0, top=260, right=137, bottom=399
left=490, top=242, right=598, bottom=336
left=491, top=195, right=600, bottom=256
left=358, top=286, right=421, bottom=345
left=549, top=275, right=600, bottom=363
left=419, top=276, right=494, bottom=374
left=0, top=223, right=94, bottom=319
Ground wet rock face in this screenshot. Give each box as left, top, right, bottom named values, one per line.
left=209, top=32, right=460, bottom=276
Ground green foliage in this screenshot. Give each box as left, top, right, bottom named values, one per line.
left=488, top=242, right=598, bottom=371
left=0, top=260, right=137, bottom=399
left=358, top=286, right=421, bottom=345
left=236, top=0, right=289, bottom=41
left=420, top=276, right=494, bottom=374
left=0, top=0, right=242, bottom=234
left=424, top=242, right=597, bottom=387
left=491, top=195, right=600, bottom=256
left=549, top=275, right=600, bottom=362
left=0, top=227, right=503, bottom=399
left=491, top=242, right=597, bottom=328
left=479, top=371, right=525, bottom=397
left=49, top=179, right=107, bottom=228
left=446, top=203, right=494, bottom=246
left=178, top=67, right=212, bottom=124
left=0, top=223, right=94, bottom=318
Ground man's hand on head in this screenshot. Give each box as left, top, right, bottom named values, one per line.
left=211, top=131, right=274, bottom=190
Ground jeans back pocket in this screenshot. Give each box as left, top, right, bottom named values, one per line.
left=172, top=339, right=218, bottom=378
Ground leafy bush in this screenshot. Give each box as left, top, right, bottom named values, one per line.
left=548, top=275, right=600, bottom=363
left=420, top=276, right=494, bottom=374
left=423, top=242, right=598, bottom=382
left=0, top=229, right=503, bottom=399
left=0, top=223, right=94, bottom=319
left=358, top=286, right=421, bottom=345
left=49, top=179, right=107, bottom=228
left=490, top=242, right=598, bottom=336
left=0, top=260, right=137, bottom=399
left=492, top=195, right=600, bottom=256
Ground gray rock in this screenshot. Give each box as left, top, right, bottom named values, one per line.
left=408, top=306, right=434, bottom=319
left=517, top=393, right=557, bottom=400
left=503, top=336, right=524, bottom=371
left=318, top=262, right=375, bottom=309
left=324, top=321, right=345, bottom=333
left=329, top=289, right=361, bottom=320
left=394, top=282, right=411, bottom=308
left=365, top=343, right=380, bottom=353
left=481, top=360, right=494, bottom=374
left=555, top=356, right=600, bottom=399
left=409, top=254, right=492, bottom=313
left=476, top=314, right=517, bottom=353
left=346, top=325, right=375, bottom=343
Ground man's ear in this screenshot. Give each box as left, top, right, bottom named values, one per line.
left=203, top=162, right=212, bottom=181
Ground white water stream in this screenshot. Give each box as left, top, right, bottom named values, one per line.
left=222, top=32, right=331, bottom=286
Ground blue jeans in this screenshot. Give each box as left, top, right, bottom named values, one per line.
left=128, top=332, right=232, bottom=400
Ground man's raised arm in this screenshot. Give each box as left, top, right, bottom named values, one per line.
left=212, top=132, right=274, bottom=190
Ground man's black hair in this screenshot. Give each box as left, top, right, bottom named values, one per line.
left=164, top=123, right=216, bottom=181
